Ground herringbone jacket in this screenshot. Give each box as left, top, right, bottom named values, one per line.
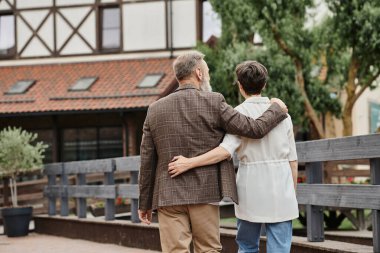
left=138, top=84, right=287, bottom=210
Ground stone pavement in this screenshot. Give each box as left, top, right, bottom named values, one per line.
left=0, top=233, right=160, bottom=253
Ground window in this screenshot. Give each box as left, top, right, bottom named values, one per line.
left=62, top=128, right=97, bottom=162
left=69, top=77, right=97, bottom=91
left=100, top=6, right=121, bottom=51
left=98, top=127, right=123, bottom=159
left=137, top=73, right=164, bottom=88
left=5, top=80, right=35, bottom=94
left=0, top=14, right=15, bottom=57
left=61, top=127, right=122, bottom=162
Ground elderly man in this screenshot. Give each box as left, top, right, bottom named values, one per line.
left=138, top=51, right=288, bottom=253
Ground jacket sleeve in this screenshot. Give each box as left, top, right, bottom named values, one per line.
left=138, top=108, right=157, bottom=211
left=218, top=94, right=287, bottom=138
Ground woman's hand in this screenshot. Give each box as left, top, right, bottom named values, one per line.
left=168, top=155, right=193, bottom=178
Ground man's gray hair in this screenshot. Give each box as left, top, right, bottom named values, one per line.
left=173, top=51, right=205, bottom=81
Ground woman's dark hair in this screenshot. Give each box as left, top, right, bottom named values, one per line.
left=235, top=61, right=268, bottom=95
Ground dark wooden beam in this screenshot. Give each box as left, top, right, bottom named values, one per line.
left=297, top=134, right=380, bottom=163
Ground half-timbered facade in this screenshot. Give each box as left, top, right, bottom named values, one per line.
left=0, top=0, right=221, bottom=163
left=0, top=0, right=220, bottom=59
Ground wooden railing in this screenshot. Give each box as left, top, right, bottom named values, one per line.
left=44, top=134, right=380, bottom=252
left=296, top=134, right=380, bottom=252
left=0, top=177, right=48, bottom=213
left=44, top=156, right=140, bottom=222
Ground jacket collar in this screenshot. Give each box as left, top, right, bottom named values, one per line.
left=175, top=83, right=200, bottom=92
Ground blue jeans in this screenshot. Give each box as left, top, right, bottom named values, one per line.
left=236, top=219, right=292, bottom=253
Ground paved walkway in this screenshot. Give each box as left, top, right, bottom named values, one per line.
left=0, top=233, right=160, bottom=253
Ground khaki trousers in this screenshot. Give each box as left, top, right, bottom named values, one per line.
left=157, top=204, right=222, bottom=253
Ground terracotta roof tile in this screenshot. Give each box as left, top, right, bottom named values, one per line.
left=0, top=58, right=177, bottom=115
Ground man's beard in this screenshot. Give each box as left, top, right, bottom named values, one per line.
left=200, top=79, right=212, bottom=92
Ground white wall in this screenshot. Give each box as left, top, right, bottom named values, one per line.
left=58, top=7, right=95, bottom=55
left=17, top=0, right=52, bottom=9
left=16, top=6, right=95, bottom=57
left=17, top=9, right=53, bottom=57
left=171, top=0, right=196, bottom=48
left=0, top=0, right=13, bottom=11
left=123, top=1, right=167, bottom=51
left=352, top=84, right=380, bottom=135
left=56, top=0, right=95, bottom=6
left=9, top=0, right=199, bottom=58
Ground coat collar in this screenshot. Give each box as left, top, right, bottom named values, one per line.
left=175, top=83, right=200, bottom=92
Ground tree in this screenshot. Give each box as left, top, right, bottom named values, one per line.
left=202, top=0, right=380, bottom=138
left=0, top=127, right=47, bottom=207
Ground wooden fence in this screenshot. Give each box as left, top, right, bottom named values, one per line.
left=296, top=134, right=380, bottom=252
left=44, top=156, right=140, bottom=222
left=0, top=177, right=47, bottom=213
left=44, top=134, right=380, bottom=252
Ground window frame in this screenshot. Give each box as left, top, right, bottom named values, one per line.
left=0, top=11, right=16, bottom=59
left=4, top=80, right=36, bottom=95
left=68, top=77, right=98, bottom=92
left=98, top=5, right=122, bottom=53
left=137, top=73, right=165, bottom=88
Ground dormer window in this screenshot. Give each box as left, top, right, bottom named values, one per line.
left=5, top=80, right=35, bottom=94
left=100, top=6, right=121, bottom=51
left=137, top=74, right=164, bottom=88
left=69, top=77, right=98, bottom=91
left=0, top=13, right=16, bottom=58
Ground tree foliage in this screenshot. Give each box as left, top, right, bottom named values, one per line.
left=200, top=0, right=380, bottom=137
left=0, top=127, right=47, bottom=206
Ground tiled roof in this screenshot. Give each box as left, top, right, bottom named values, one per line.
left=0, top=58, right=177, bottom=115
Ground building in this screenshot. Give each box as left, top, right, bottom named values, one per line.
left=0, top=0, right=221, bottom=163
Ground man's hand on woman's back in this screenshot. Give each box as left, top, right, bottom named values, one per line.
left=270, top=98, right=288, bottom=113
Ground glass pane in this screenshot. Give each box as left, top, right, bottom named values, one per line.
left=0, top=15, right=15, bottom=51
left=70, top=77, right=97, bottom=91
left=77, top=128, right=97, bottom=161
left=7, top=80, right=35, bottom=94
left=102, top=8, right=120, bottom=29
left=62, top=128, right=97, bottom=162
left=98, top=127, right=122, bottom=159
left=102, top=28, right=120, bottom=49
left=62, top=129, right=77, bottom=162
left=138, top=74, right=163, bottom=88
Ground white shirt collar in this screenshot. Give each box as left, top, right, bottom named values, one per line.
left=244, top=96, right=270, bottom=103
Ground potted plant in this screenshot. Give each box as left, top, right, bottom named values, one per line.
left=0, top=127, right=47, bottom=237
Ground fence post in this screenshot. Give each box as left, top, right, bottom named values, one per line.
left=47, top=173, right=57, bottom=216
left=130, top=171, right=140, bottom=223
left=370, top=158, right=380, bottom=252
left=60, top=163, right=69, bottom=216
left=306, top=162, right=324, bottom=242
left=356, top=209, right=366, bottom=230
left=76, top=173, right=87, bottom=218
left=104, top=160, right=116, bottom=221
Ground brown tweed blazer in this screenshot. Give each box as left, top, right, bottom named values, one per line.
left=138, top=84, right=287, bottom=211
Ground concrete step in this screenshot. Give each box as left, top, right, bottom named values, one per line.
left=34, top=215, right=374, bottom=253
left=221, top=228, right=373, bottom=253
left=324, top=230, right=373, bottom=246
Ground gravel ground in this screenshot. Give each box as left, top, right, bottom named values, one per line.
left=0, top=233, right=160, bottom=253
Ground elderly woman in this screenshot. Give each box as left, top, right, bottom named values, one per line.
left=168, top=61, right=298, bottom=253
